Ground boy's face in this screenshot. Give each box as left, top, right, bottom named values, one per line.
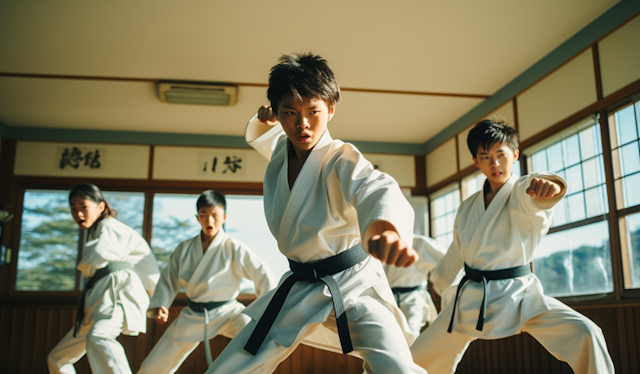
left=197, top=205, right=226, bottom=240
left=275, top=94, right=335, bottom=154
left=473, top=142, right=520, bottom=186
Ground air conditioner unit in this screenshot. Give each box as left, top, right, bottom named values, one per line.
left=157, top=82, right=237, bottom=106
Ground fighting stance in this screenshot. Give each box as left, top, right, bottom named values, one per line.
left=410, top=120, right=614, bottom=374
left=383, top=234, right=445, bottom=337
left=138, top=190, right=276, bottom=373
left=206, top=53, right=427, bottom=373
left=48, top=183, right=159, bottom=374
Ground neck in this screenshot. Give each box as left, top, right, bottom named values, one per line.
left=487, top=173, right=511, bottom=195
left=290, top=142, right=311, bottom=166
left=200, top=231, right=216, bottom=251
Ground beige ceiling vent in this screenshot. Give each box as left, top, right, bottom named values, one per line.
left=157, top=82, right=237, bottom=106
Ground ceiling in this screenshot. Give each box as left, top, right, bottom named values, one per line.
left=0, top=0, right=622, bottom=149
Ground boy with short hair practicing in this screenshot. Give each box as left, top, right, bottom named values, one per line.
left=410, top=120, right=614, bottom=374
left=138, top=190, right=277, bottom=373
left=205, top=53, right=427, bottom=373
left=383, top=234, right=445, bottom=336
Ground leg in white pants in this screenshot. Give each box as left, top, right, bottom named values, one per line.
left=206, top=301, right=427, bottom=374
left=138, top=311, right=251, bottom=374
left=410, top=311, right=475, bottom=374
left=48, top=304, right=131, bottom=374
left=521, top=298, right=615, bottom=374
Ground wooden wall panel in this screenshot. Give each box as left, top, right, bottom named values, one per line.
left=1, top=303, right=639, bottom=373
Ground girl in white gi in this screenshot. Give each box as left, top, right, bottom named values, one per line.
left=410, top=120, right=615, bottom=374
left=205, top=53, right=427, bottom=374
left=383, top=234, right=445, bottom=336
left=138, top=190, right=277, bottom=373
left=48, top=183, right=159, bottom=374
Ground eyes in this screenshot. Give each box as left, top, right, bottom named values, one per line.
left=282, top=110, right=321, bottom=116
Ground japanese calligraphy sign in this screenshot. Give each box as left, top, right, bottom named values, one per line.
left=58, top=146, right=104, bottom=170
left=197, top=152, right=246, bottom=176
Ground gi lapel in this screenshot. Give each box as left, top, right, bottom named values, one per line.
left=187, top=230, right=225, bottom=292
left=277, top=130, right=334, bottom=248
left=465, top=174, right=517, bottom=264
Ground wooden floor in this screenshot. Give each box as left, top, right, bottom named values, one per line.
left=0, top=303, right=638, bottom=373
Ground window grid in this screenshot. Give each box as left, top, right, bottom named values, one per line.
left=531, top=126, right=608, bottom=228
left=610, top=101, right=640, bottom=210
left=430, top=187, right=461, bottom=249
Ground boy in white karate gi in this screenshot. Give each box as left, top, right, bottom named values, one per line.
left=410, top=120, right=615, bottom=374
left=138, top=190, right=277, bottom=373
left=206, top=53, right=427, bottom=374
left=383, top=234, right=445, bottom=336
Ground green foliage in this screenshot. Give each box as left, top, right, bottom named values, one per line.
left=151, top=216, right=198, bottom=269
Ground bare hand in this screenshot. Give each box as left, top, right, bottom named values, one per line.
left=368, top=230, right=419, bottom=267
left=526, top=178, right=562, bottom=199
left=258, top=105, right=279, bottom=126
left=154, top=306, right=169, bottom=325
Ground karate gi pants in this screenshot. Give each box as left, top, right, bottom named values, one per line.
left=138, top=310, right=251, bottom=374
left=205, top=300, right=427, bottom=374
left=48, top=305, right=132, bottom=374
left=396, top=289, right=438, bottom=337
left=410, top=297, right=615, bottom=374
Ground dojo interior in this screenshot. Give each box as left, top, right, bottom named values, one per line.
left=1, top=1, right=640, bottom=373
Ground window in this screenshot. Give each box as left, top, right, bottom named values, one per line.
left=16, top=190, right=78, bottom=291
left=15, top=189, right=147, bottom=292
left=610, top=98, right=640, bottom=289
left=151, top=193, right=201, bottom=270
left=430, top=184, right=461, bottom=249
left=528, top=119, right=613, bottom=297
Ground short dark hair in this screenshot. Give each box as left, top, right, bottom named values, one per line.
left=69, top=182, right=118, bottom=219
left=467, top=119, right=519, bottom=158
left=267, top=53, right=341, bottom=112
left=196, top=190, right=226, bottom=212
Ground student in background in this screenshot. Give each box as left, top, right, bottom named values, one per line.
left=383, top=234, right=445, bottom=337
left=138, top=190, right=277, bottom=373
left=48, top=182, right=159, bottom=374
left=410, top=120, right=614, bottom=374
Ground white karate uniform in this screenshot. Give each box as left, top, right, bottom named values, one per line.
left=48, top=217, right=160, bottom=374
left=410, top=173, right=615, bottom=374
left=138, top=229, right=277, bottom=374
left=205, top=115, right=427, bottom=374
left=383, top=234, right=445, bottom=336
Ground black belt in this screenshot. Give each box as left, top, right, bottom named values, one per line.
left=74, top=262, right=133, bottom=337
left=447, top=263, right=531, bottom=333
left=391, top=285, right=423, bottom=305
left=187, top=297, right=233, bottom=365
left=244, top=245, right=369, bottom=355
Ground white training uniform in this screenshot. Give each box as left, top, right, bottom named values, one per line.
left=48, top=217, right=160, bottom=374
left=206, top=115, right=427, bottom=374
left=410, top=173, right=615, bottom=374
left=138, top=229, right=277, bottom=374
left=383, top=234, right=445, bottom=336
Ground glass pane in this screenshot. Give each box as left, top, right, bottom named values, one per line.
left=582, top=158, right=598, bottom=189
left=584, top=186, right=608, bottom=218
left=151, top=193, right=201, bottom=270
left=226, top=195, right=289, bottom=284
left=620, top=141, right=640, bottom=177
left=532, top=151, right=548, bottom=173
left=433, top=198, right=445, bottom=217
left=622, top=173, right=640, bottom=208
left=616, top=105, right=638, bottom=145
left=548, top=144, right=564, bottom=172
left=563, top=135, right=581, bottom=167
left=567, top=193, right=586, bottom=222
left=566, top=165, right=583, bottom=194
left=102, top=191, right=145, bottom=235
left=623, top=212, right=640, bottom=288
left=16, top=190, right=77, bottom=291
left=579, top=126, right=598, bottom=160
left=434, top=217, right=446, bottom=237
left=535, top=221, right=613, bottom=297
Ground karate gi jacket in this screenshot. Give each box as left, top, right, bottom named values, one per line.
left=242, top=114, right=416, bottom=352
left=78, top=217, right=160, bottom=335
left=431, top=173, right=566, bottom=339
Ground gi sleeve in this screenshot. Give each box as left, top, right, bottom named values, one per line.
left=412, top=235, right=446, bottom=274
left=233, top=242, right=278, bottom=298
left=148, top=243, right=183, bottom=313
left=333, top=144, right=415, bottom=245
left=245, top=112, right=287, bottom=160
